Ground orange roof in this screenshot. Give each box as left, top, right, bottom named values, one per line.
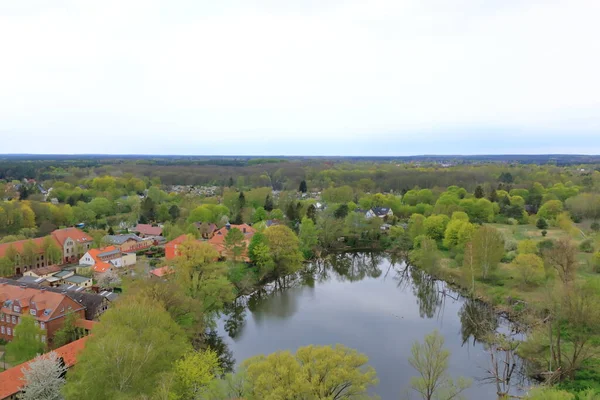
left=208, top=224, right=255, bottom=261
left=86, top=246, right=118, bottom=262
left=0, top=237, right=48, bottom=258
left=0, top=336, right=89, bottom=399
left=51, top=227, right=92, bottom=247
left=0, top=283, right=83, bottom=322
left=92, top=261, right=113, bottom=273
left=165, top=234, right=189, bottom=247
left=150, top=266, right=175, bottom=277
left=75, top=319, right=97, bottom=331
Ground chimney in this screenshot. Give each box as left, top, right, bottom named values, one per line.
left=225, top=223, right=231, bottom=230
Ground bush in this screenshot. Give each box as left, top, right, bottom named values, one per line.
left=591, top=221, right=600, bottom=232
left=592, top=252, right=600, bottom=273
left=502, top=251, right=517, bottom=263
left=537, top=239, right=554, bottom=253
left=536, top=218, right=548, bottom=230
left=541, top=230, right=548, bottom=237
left=504, top=239, right=518, bottom=252
left=579, top=239, right=595, bottom=253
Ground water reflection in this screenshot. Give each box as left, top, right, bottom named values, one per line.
left=216, top=252, right=527, bottom=399
left=204, top=330, right=235, bottom=374
left=459, top=299, right=500, bottom=347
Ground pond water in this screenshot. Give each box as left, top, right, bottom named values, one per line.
left=215, top=253, right=527, bottom=399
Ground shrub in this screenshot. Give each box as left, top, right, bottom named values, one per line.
left=504, top=239, right=518, bottom=252
left=591, top=221, right=600, bottom=232
left=541, top=230, right=548, bottom=237
left=536, top=218, right=548, bottom=230
left=579, top=239, right=595, bottom=253
left=537, top=239, right=554, bottom=253
left=502, top=251, right=516, bottom=263
left=594, top=252, right=600, bottom=273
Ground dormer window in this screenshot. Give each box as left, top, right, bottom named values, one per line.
left=30, top=309, right=37, bottom=316
left=13, top=306, right=20, bottom=313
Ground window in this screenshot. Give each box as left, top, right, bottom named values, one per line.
left=7, top=328, right=11, bottom=336
left=0, top=314, right=4, bottom=322
left=12, top=316, right=17, bottom=324
left=1, top=326, right=4, bottom=334
left=40, top=322, right=46, bottom=330
left=41, top=255, right=44, bottom=260
left=41, top=335, right=46, bottom=343
left=66, top=248, right=70, bottom=254
left=30, top=309, right=37, bottom=316
left=13, top=306, right=20, bottom=313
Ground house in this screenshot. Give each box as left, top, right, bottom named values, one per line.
left=103, top=234, right=154, bottom=252
left=165, top=234, right=190, bottom=260
left=23, top=265, right=61, bottom=279
left=0, top=237, right=49, bottom=275
left=50, top=227, right=94, bottom=264
left=49, top=270, right=92, bottom=288
left=0, top=336, right=88, bottom=400
left=79, top=246, right=136, bottom=277
left=208, top=223, right=256, bottom=261
left=372, top=207, right=394, bottom=218
left=0, top=282, right=85, bottom=344
left=133, top=224, right=163, bottom=238
left=150, top=266, right=175, bottom=279
left=1, top=278, right=114, bottom=321
left=166, top=223, right=256, bottom=262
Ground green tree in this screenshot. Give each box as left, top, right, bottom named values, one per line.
left=0, top=256, right=14, bottom=276
left=299, top=217, right=319, bottom=259
left=6, top=314, right=45, bottom=365
left=513, top=253, right=545, bottom=286
left=299, top=180, right=308, bottom=193
left=306, top=204, right=317, bottom=223
left=264, top=194, right=274, bottom=212
left=538, top=200, right=564, bottom=220
left=169, top=204, right=181, bottom=221
left=41, top=236, right=62, bottom=266
left=474, top=185, right=485, bottom=199
left=225, top=227, right=246, bottom=261
left=542, top=238, right=579, bottom=285
left=424, top=215, right=450, bottom=242
left=252, top=207, right=268, bottom=223
left=263, top=225, right=304, bottom=278
left=174, top=240, right=235, bottom=313
left=536, top=217, right=548, bottom=230
left=242, top=345, right=378, bottom=400
left=409, top=330, right=471, bottom=400
left=517, top=239, right=538, bottom=255
left=334, top=204, right=349, bottom=219
left=22, top=239, right=39, bottom=268
left=140, top=196, right=156, bottom=221
left=162, top=349, right=222, bottom=400
left=52, top=312, right=84, bottom=348
left=408, top=214, right=427, bottom=240
left=410, top=237, right=440, bottom=274
left=63, top=296, right=190, bottom=400
left=471, top=225, right=504, bottom=280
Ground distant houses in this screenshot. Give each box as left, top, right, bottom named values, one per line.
left=355, top=207, right=394, bottom=219
left=79, top=246, right=136, bottom=278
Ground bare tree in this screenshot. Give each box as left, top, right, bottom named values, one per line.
left=20, top=351, right=67, bottom=400
left=542, top=238, right=579, bottom=285
left=481, top=334, right=522, bottom=399
left=97, top=269, right=121, bottom=287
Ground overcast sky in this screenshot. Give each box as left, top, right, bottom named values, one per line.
left=1, top=0, right=599, bottom=155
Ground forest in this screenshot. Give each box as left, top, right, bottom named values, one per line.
left=1, top=156, right=600, bottom=399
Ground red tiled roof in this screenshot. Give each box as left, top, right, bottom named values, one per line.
left=51, top=227, right=92, bottom=247
left=0, top=336, right=89, bottom=399
left=134, top=224, right=163, bottom=236
left=0, top=237, right=48, bottom=258
left=0, top=284, right=82, bottom=322
left=86, top=246, right=117, bottom=262
left=166, top=234, right=189, bottom=247
left=150, top=266, right=175, bottom=277
left=74, top=319, right=97, bottom=331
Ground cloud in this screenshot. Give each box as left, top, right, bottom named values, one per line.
left=0, top=0, right=599, bottom=154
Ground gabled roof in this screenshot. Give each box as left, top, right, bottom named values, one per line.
left=17, top=276, right=47, bottom=285
left=93, top=261, right=113, bottom=273
left=133, top=224, right=163, bottom=236
left=372, top=207, right=391, bottom=216
left=0, top=237, right=48, bottom=258
left=0, top=282, right=82, bottom=322
left=51, top=227, right=92, bottom=247
left=103, top=234, right=143, bottom=245
left=165, top=234, right=190, bottom=247
left=0, top=336, right=89, bottom=399
left=0, top=278, right=110, bottom=320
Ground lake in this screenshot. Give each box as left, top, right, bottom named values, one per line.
left=215, top=252, right=527, bottom=399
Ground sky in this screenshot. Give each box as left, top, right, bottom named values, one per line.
left=0, top=0, right=599, bottom=156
